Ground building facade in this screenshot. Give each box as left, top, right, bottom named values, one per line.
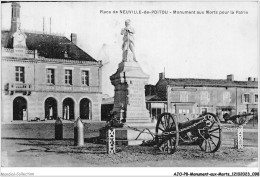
left=1, top=2, right=102, bottom=122
left=146, top=73, right=258, bottom=121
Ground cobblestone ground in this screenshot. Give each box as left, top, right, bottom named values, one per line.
left=1, top=138, right=258, bottom=167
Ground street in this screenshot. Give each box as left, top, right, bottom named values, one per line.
left=1, top=121, right=258, bottom=167
left=1, top=138, right=258, bottom=167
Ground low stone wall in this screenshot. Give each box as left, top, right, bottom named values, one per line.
left=1, top=122, right=106, bottom=139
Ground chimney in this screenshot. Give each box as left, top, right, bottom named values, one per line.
left=227, top=74, right=234, bottom=81
left=248, top=77, right=253, bottom=81
left=11, top=2, right=21, bottom=33
left=70, top=33, right=77, bottom=45
left=254, top=78, right=258, bottom=82
left=159, top=72, right=165, bottom=80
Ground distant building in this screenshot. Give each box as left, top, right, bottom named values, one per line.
left=147, top=73, right=258, bottom=121
left=1, top=2, right=102, bottom=122
left=102, top=73, right=258, bottom=121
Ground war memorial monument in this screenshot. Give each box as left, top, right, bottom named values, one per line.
left=104, top=19, right=156, bottom=145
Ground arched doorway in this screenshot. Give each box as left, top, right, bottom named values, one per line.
left=13, top=96, right=27, bottom=121
left=80, top=98, right=91, bottom=120
left=63, top=98, right=74, bottom=120
left=45, top=97, right=57, bottom=120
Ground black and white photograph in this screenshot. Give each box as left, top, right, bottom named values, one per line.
left=1, top=0, right=259, bottom=176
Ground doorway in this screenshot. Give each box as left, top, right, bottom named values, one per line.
left=63, top=98, right=74, bottom=120
left=45, top=97, right=58, bottom=120
left=80, top=98, right=91, bottom=120
left=13, top=96, right=27, bottom=120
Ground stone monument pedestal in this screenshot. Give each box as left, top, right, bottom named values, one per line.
left=100, top=61, right=156, bottom=145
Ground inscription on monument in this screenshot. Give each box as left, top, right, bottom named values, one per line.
left=125, top=79, right=147, bottom=117
left=128, top=82, right=143, bottom=105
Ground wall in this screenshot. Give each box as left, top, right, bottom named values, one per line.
left=1, top=59, right=35, bottom=90
left=167, top=86, right=258, bottom=115
left=2, top=58, right=102, bottom=122
left=34, top=62, right=100, bottom=90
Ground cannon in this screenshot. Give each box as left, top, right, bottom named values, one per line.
left=155, top=113, right=222, bottom=154
left=224, top=113, right=254, bottom=124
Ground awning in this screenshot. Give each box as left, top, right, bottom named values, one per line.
left=216, top=106, right=236, bottom=110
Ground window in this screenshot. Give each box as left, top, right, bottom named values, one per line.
left=46, top=68, right=55, bottom=84
left=15, top=66, right=24, bottom=83
left=200, top=91, right=210, bottom=104
left=244, top=94, right=250, bottom=103
left=179, top=109, right=190, bottom=114
left=17, top=9, right=20, bottom=18
left=180, top=91, right=188, bottom=102
left=81, top=70, right=89, bottom=86
left=151, top=108, right=162, bottom=118
left=223, top=91, right=231, bottom=104
left=14, top=9, right=16, bottom=17
left=65, top=70, right=72, bottom=85
left=152, top=108, right=156, bottom=117
left=255, top=94, right=258, bottom=103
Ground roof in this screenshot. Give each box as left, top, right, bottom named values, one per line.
left=2, top=30, right=97, bottom=62
left=101, top=95, right=165, bottom=104
left=1, top=30, right=11, bottom=47
left=159, top=78, right=258, bottom=88
left=146, top=95, right=165, bottom=101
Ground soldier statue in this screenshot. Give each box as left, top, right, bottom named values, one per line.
left=121, top=19, right=137, bottom=62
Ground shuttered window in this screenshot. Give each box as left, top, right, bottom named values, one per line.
left=81, top=70, right=89, bottom=86
left=46, top=68, right=55, bottom=84
left=65, top=70, right=72, bottom=85
left=244, top=94, right=250, bottom=103
left=15, top=66, right=25, bottom=83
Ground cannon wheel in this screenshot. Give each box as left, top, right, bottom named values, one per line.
left=199, top=113, right=222, bottom=153
left=155, top=113, right=179, bottom=154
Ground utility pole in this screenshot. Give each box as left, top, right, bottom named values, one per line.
left=43, top=17, right=45, bottom=34
left=50, top=17, right=51, bottom=34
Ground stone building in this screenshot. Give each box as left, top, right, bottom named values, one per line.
left=146, top=73, right=258, bottom=120
left=1, top=2, right=102, bottom=122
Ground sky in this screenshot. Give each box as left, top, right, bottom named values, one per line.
left=1, top=1, right=258, bottom=96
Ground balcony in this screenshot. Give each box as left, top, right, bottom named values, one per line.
left=38, top=84, right=100, bottom=93
left=5, top=83, right=33, bottom=95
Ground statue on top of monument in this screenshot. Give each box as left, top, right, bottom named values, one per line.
left=121, top=19, right=137, bottom=62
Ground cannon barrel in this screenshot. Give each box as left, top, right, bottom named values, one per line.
left=226, top=113, right=254, bottom=121
left=178, top=116, right=205, bottom=130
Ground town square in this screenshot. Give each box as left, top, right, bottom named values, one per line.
left=1, top=1, right=258, bottom=176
